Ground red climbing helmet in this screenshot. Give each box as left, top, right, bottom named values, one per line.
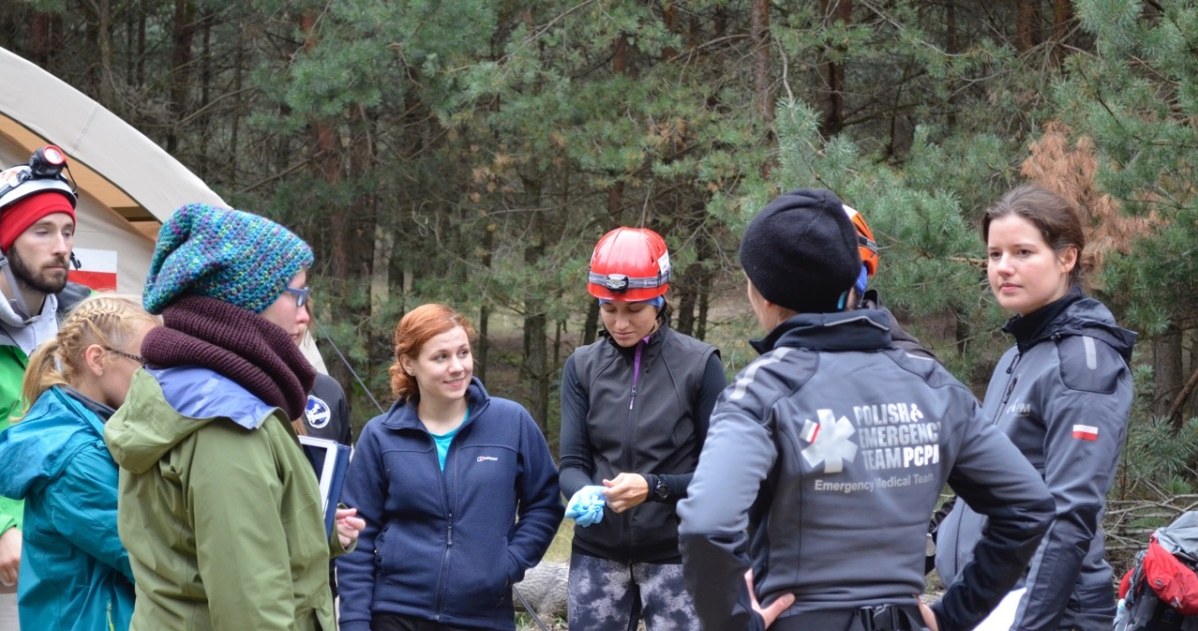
left=587, top=227, right=671, bottom=302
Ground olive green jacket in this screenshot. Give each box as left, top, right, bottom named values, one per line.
left=105, top=368, right=342, bottom=631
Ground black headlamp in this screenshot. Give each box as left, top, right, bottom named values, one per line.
left=29, top=145, right=67, bottom=179
left=0, top=145, right=77, bottom=211
left=601, top=274, right=630, bottom=292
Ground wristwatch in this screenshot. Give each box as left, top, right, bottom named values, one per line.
left=650, top=474, right=670, bottom=501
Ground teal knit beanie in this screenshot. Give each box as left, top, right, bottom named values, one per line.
left=143, top=203, right=314, bottom=315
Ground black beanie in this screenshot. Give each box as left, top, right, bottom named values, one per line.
left=739, top=188, right=861, bottom=313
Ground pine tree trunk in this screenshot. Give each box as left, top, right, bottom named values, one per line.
left=300, top=12, right=345, bottom=276
left=696, top=235, right=713, bottom=341
left=1154, top=326, right=1183, bottom=419
left=1016, top=0, right=1038, bottom=52
left=523, top=181, right=549, bottom=430
left=95, top=0, right=115, bottom=107
left=136, top=3, right=146, bottom=87
left=751, top=0, right=773, bottom=124
left=198, top=11, right=212, bottom=178
left=477, top=217, right=496, bottom=385
left=30, top=11, right=53, bottom=67
left=1184, top=328, right=1198, bottom=423
left=662, top=1, right=678, bottom=59
left=955, top=306, right=971, bottom=357
left=583, top=302, right=599, bottom=346
left=228, top=26, right=243, bottom=188
left=945, top=0, right=958, bottom=129
left=676, top=282, right=696, bottom=336
left=819, top=0, right=853, bottom=137
left=1051, top=0, right=1072, bottom=63
left=168, top=0, right=195, bottom=153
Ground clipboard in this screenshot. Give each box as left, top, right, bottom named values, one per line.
left=298, top=435, right=351, bottom=536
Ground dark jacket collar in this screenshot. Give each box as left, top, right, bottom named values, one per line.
left=1002, top=286, right=1137, bottom=362
left=600, top=322, right=670, bottom=358
left=751, top=309, right=893, bottom=355
left=1003, top=286, right=1083, bottom=349
left=381, top=377, right=492, bottom=431
left=60, top=385, right=116, bottom=421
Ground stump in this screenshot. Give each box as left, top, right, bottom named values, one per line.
left=513, top=561, right=568, bottom=622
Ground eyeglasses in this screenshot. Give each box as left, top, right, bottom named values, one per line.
left=104, top=347, right=146, bottom=366
left=284, top=286, right=310, bottom=308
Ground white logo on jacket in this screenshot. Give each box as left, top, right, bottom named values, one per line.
left=801, top=409, right=858, bottom=473
left=805, top=402, right=942, bottom=495
left=305, top=395, right=331, bottom=429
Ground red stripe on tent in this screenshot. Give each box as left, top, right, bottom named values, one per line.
left=69, top=270, right=117, bottom=291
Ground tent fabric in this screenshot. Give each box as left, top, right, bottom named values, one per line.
left=0, top=46, right=329, bottom=375
left=0, top=46, right=224, bottom=222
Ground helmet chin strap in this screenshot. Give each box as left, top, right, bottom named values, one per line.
left=0, top=250, right=33, bottom=322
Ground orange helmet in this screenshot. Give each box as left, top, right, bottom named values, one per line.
left=843, top=204, right=878, bottom=277
left=587, top=227, right=671, bottom=301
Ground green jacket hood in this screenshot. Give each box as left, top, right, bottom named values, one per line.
left=107, top=367, right=283, bottom=474
left=105, top=370, right=206, bottom=473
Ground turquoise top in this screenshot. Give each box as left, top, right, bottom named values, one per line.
left=430, top=407, right=469, bottom=471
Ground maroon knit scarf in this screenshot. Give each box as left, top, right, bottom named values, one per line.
left=141, top=295, right=315, bottom=420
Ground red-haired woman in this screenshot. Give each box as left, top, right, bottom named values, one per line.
left=337, top=304, right=563, bottom=631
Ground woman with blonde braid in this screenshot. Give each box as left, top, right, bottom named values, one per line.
left=0, top=295, right=159, bottom=631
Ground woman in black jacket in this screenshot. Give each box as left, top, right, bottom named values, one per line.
left=558, top=227, right=726, bottom=631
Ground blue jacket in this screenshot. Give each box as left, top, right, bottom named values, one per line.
left=936, top=290, right=1136, bottom=631
left=337, top=378, right=564, bottom=631
left=0, top=386, right=134, bottom=631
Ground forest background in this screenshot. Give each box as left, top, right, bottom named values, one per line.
left=3, top=0, right=1198, bottom=558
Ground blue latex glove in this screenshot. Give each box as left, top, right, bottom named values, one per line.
left=565, top=485, right=606, bottom=527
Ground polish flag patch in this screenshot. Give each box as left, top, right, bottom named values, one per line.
left=800, top=419, right=820, bottom=443
left=1072, top=424, right=1099, bottom=441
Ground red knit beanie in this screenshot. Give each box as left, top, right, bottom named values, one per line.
left=0, top=191, right=76, bottom=252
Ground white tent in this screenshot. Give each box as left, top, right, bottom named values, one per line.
left=0, top=46, right=328, bottom=371
left=0, top=45, right=223, bottom=295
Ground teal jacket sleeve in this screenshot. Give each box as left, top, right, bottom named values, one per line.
left=43, top=444, right=133, bottom=581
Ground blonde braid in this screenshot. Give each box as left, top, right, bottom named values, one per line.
left=19, top=295, right=160, bottom=414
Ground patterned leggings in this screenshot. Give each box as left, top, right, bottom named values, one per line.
left=567, top=551, right=700, bottom=631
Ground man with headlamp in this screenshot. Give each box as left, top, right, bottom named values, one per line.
left=0, top=145, right=91, bottom=630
